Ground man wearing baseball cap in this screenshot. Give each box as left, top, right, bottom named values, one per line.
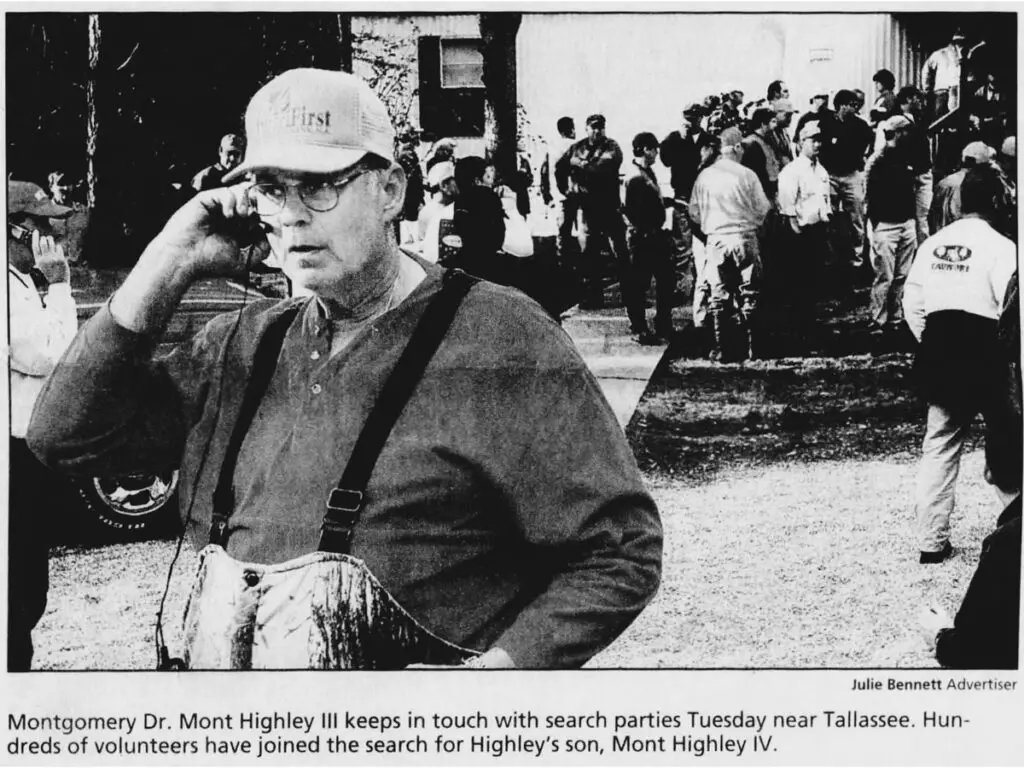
left=28, top=69, right=662, bottom=670
left=7, top=180, right=78, bottom=670
left=565, top=113, right=630, bottom=309
left=660, top=103, right=709, bottom=304
left=930, top=141, right=997, bottom=233
left=777, top=120, right=832, bottom=348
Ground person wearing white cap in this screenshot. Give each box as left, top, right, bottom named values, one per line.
left=7, top=180, right=78, bottom=670
left=929, top=141, right=997, bottom=233
left=415, top=160, right=458, bottom=265
left=27, top=69, right=662, bottom=670
left=776, top=120, right=832, bottom=346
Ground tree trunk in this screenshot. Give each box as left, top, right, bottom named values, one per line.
left=479, top=13, right=521, bottom=182
left=339, top=13, right=353, bottom=73
left=85, top=14, right=101, bottom=210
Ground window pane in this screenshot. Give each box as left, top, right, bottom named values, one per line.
left=441, top=39, right=483, bottom=88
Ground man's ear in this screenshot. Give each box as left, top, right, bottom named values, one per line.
left=378, top=164, right=408, bottom=223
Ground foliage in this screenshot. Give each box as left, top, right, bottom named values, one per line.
left=352, top=26, right=419, bottom=130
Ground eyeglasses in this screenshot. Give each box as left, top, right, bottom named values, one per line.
left=248, top=167, right=370, bottom=216
left=9, top=223, right=32, bottom=243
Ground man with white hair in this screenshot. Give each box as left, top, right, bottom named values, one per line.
left=688, top=126, right=771, bottom=361
left=28, top=69, right=662, bottom=669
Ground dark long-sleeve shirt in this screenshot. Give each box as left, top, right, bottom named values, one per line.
left=935, top=498, right=1021, bottom=669
left=659, top=130, right=705, bottom=200
left=27, top=261, right=662, bottom=669
left=566, top=136, right=625, bottom=210
left=820, top=115, right=874, bottom=176
left=866, top=147, right=916, bottom=225
left=623, top=161, right=665, bottom=234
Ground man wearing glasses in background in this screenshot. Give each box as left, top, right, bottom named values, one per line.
left=7, top=180, right=78, bottom=670
left=28, top=69, right=662, bottom=669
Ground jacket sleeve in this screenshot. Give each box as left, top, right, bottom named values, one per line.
left=902, top=243, right=929, bottom=341
left=487, top=322, right=662, bottom=667
left=935, top=513, right=1021, bottom=669
left=27, top=303, right=223, bottom=478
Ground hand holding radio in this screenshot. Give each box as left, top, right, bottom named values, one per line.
left=31, top=229, right=70, bottom=285
left=146, top=183, right=271, bottom=280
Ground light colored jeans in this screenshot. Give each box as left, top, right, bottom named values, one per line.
left=869, top=220, right=916, bottom=327
left=692, top=237, right=710, bottom=328
left=705, top=234, right=761, bottom=315
left=914, top=171, right=934, bottom=245
left=830, top=172, right=866, bottom=266
left=915, top=404, right=1013, bottom=552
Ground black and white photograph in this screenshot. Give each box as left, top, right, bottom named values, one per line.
left=5, top=6, right=1019, bottom=684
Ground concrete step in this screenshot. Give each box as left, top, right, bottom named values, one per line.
left=561, top=310, right=667, bottom=429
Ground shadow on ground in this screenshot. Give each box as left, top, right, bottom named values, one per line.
left=628, top=336, right=987, bottom=486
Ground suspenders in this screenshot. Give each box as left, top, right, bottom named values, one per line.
left=208, top=269, right=477, bottom=553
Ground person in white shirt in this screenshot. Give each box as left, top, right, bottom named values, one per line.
left=777, top=120, right=831, bottom=347
left=415, top=161, right=458, bottom=265
left=902, top=165, right=1019, bottom=564
left=7, top=180, right=78, bottom=670
left=922, top=29, right=967, bottom=120
left=689, top=127, right=770, bottom=361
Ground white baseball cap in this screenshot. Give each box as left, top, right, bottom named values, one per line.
left=225, top=68, right=395, bottom=182
left=427, top=161, right=456, bottom=188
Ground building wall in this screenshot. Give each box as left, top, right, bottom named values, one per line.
left=517, top=12, right=926, bottom=159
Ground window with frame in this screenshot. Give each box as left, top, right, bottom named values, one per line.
left=440, top=38, right=484, bottom=89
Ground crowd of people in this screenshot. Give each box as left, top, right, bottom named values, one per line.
left=535, top=71, right=1016, bottom=362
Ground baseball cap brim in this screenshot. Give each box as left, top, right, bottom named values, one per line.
left=223, top=147, right=369, bottom=183
left=20, top=198, right=74, bottom=218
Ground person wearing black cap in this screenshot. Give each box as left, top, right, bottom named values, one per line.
left=794, top=93, right=834, bottom=149
left=660, top=104, right=708, bottom=303
left=7, top=180, right=78, bottom=670
left=565, top=113, right=630, bottom=309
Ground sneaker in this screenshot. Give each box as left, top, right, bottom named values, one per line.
left=919, top=541, right=954, bottom=564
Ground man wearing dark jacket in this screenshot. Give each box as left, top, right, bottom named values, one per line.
left=903, top=165, right=1018, bottom=564
left=566, top=114, right=630, bottom=308
left=660, top=104, right=707, bottom=298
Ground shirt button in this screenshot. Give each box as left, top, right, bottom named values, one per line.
left=311, top=383, right=322, bottom=395
left=311, top=350, right=321, bottom=360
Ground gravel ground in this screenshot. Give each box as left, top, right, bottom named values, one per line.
left=33, top=450, right=995, bottom=671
